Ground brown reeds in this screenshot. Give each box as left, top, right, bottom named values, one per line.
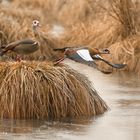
left=96, top=0, right=140, bottom=74
left=0, top=61, right=108, bottom=119
left=108, top=0, right=138, bottom=39
left=11, top=0, right=103, bottom=25
left=0, top=0, right=140, bottom=75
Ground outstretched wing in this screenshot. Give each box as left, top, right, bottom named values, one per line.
left=67, top=49, right=97, bottom=67
left=93, top=55, right=127, bottom=69
left=76, top=49, right=93, bottom=61
left=67, top=50, right=112, bottom=74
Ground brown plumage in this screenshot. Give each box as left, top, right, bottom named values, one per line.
left=53, top=46, right=110, bottom=61
left=0, top=39, right=39, bottom=60
left=32, top=20, right=60, bottom=61
left=88, top=47, right=110, bottom=56
left=53, top=46, right=126, bottom=70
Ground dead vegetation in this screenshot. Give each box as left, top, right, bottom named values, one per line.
left=0, top=0, right=140, bottom=76
left=0, top=0, right=140, bottom=119
left=0, top=61, right=108, bottom=119
left=96, top=0, right=140, bottom=74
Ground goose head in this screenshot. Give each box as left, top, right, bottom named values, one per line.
left=96, top=48, right=110, bottom=54
left=32, top=20, right=40, bottom=31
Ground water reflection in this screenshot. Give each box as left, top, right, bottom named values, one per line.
left=0, top=118, right=95, bottom=140
left=0, top=60, right=140, bottom=140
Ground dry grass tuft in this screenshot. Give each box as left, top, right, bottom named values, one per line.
left=0, top=61, right=108, bottom=119
left=109, top=0, right=138, bottom=39
left=95, top=0, right=140, bottom=75
left=0, top=0, right=140, bottom=75
left=11, top=0, right=104, bottom=25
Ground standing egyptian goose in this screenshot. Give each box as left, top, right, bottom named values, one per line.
left=53, top=47, right=126, bottom=69
left=32, top=20, right=60, bottom=61
left=0, top=39, right=39, bottom=61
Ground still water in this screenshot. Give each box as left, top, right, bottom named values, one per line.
left=0, top=59, right=140, bottom=140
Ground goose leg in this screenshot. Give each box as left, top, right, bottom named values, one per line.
left=16, top=55, right=22, bottom=62
left=53, top=56, right=65, bottom=65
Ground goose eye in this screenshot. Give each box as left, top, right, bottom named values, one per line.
left=104, top=49, right=109, bottom=52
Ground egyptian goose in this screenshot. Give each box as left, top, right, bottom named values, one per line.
left=53, top=47, right=126, bottom=69
left=32, top=20, right=41, bottom=38
left=32, top=20, right=60, bottom=60
left=0, top=39, right=39, bottom=61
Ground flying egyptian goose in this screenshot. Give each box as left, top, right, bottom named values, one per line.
left=0, top=39, right=39, bottom=61
left=53, top=47, right=127, bottom=69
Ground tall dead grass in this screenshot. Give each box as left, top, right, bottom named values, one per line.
left=61, top=20, right=122, bottom=48
left=0, top=61, right=108, bottom=119
left=0, top=4, right=43, bottom=44
left=96, top=0, right=140, bottom=74
left=108, top=0, right=138, bottom=39
left=0, top=0, right=140, bottom=75
left=12, top=0, right=104, bottom=25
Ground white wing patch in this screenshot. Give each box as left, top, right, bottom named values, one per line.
left=76, top=49, right=93, bottom=61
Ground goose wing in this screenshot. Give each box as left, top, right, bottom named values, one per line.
left=0, top=39, right=38, bottom=56
left=0, top=41, right=19, bottom=55
left=93, top=55, right=127, bottom=69
left=18, top=39, right=36, bottom=45
left=67, top=49, right=97, bottom=67
left=67, top=51, right=112, bottom=74
left=76, top=49, right=93, bottom=61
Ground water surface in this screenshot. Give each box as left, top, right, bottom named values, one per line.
left=0, top=59, right=140, bottom=140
